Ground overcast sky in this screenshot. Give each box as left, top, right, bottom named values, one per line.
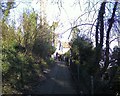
left=2, top=0, right=119, bottom=49
left=8, top=0, right=89, bottom=41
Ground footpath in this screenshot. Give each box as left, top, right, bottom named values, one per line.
left=31, top=61, right=77, bottom=94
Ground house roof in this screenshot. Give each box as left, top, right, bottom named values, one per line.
left=61, top=42, right=71, bottom=48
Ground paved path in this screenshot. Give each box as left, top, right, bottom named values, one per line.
left=32, top=61, right=77, bottom=94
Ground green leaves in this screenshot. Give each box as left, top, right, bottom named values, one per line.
left=70, top=36, right=94, bottom=63
left=2, top=9, right=56, bottom=93
left=1, top=1, right=15, bottom=21
left=2, top=22, right=16, bottom=48
left=70, top=35, right=95, bottom=77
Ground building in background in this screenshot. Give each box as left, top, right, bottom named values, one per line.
left=55, top=41, right=71, bottom=55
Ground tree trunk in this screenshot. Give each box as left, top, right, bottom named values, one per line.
left=95, top=21, right=99, bottom=47
left=101, top=1, right=118, bottom=75
left=95, top=2, right=106, bottom=74
left=99, top=2, right=106, bottom=49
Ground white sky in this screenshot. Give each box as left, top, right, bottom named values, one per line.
left=4, top=0, right=119, bottom=49
left=8, top=0, right=88, bottom=40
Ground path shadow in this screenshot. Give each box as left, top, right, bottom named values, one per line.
left=28, top=61, right=77, bottom=94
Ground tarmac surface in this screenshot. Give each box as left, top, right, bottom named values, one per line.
left=32, top=61, right=77, bottom=94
